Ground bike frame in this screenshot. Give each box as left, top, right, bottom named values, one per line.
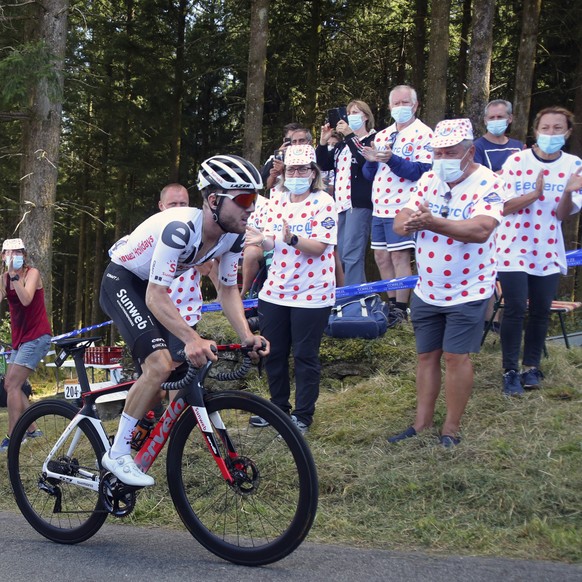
left=42, top=341, right=246, bottom=491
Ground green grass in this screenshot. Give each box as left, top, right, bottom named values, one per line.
left=0, top=314, right=581, bottom=563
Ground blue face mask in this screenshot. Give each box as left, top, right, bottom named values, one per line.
left=486, top=119, right=508, bottom=137
left=536, top=133, right=566, bottom=155
left=286, top=177, right=311, bottom=195
left=347, top=114, right=364, bottom=131
left=11, top=255, right=24, bottom=270
left=391, top=105, right=414, bottom=125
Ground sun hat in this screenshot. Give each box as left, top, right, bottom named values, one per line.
left=431, top=118, right=474, bottom=148
left=2, top=238, right=25, bottom=252
left=284, top=145, right=316, bottom=166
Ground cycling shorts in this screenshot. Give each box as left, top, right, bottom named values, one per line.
left=99, top=262, right=169, bottom=365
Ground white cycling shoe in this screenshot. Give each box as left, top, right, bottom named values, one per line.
left=101, top=451, right=155, bottom=487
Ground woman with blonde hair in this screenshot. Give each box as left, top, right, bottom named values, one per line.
left=317, top=99, right=376, bottom=286
left=497, top=106, right=582, bottom=395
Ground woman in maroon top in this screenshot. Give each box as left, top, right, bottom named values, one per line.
left=0, top=238, right=52, bottom=452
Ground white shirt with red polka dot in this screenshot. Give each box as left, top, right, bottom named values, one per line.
left=169, top=268, right=203, bottom=325
left=247, top=193, right=270, bottom=230
left=259, top=190, right=338, bottom=307
left=496, top=149, right=582, bottom=276
left=334, top=146, right=354, bottom=213
left=407, top=166, right=505, bottom=306
left=372, top=118, right=433, bottom=218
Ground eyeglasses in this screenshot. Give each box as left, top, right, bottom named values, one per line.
left=215, top=191, right=257, bottom=209
left=388, top=131, right=398, bottom=148
left=285, top=166, right=313, bottom=177
left=440, top=191, right=452, bottom=218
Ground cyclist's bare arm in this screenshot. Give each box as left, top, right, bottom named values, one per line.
left=218, top=283, right=270, bottom=359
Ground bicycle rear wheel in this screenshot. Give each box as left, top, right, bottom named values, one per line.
left=166, top=391, right=318, bottom=566
left=8, top=400, right=108, bottom=544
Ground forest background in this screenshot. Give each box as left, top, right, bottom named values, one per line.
left=1, top=0, right=582, bottom=337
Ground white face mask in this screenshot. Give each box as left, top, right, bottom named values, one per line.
left=391, top=105, right=414, bottom=124
left=286, top=177, right=311, bottom=195
left=347, top=114, right=364, bottom=131
left=433, top=149, right=470, bottom=183
left=536, top=133, right=566, bottom=154
left=486, top=119, right=508, bottom=136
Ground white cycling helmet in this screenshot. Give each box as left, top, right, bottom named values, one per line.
left=198, top=154, right=263, bottom=191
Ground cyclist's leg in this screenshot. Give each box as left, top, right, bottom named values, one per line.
left=100, top=263, right=172, bottom=486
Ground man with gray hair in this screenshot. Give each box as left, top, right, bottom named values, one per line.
left=362, top=85, right=433, bottom=319
left=473, top=99, right=524, bottom=172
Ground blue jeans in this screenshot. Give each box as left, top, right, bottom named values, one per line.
left=338, top=208, right=372, bottom=286
left=498, top=271, right=560, bottom=370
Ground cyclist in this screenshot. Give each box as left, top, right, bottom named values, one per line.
left=99, top=154, right=269, bottom=487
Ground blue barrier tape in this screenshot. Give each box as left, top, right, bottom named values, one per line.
left=48, top=251, right=582, bottom=342
left=566, top=248, right=582, bottom=267
left=51, top=320, right=114, bottom=342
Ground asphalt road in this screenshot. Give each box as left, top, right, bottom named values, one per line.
left=0, top=511, right=580, bottom=582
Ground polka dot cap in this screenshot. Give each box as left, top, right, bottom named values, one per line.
left=431, top=118, right=474, bottom=148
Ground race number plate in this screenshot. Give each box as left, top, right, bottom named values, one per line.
left=64, top=383, right=82, bottom=399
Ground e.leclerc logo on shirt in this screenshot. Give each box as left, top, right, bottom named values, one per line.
left=321, top=217, right=336, bottom=230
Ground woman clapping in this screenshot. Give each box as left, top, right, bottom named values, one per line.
left=245, top=145, right=338, bottom=434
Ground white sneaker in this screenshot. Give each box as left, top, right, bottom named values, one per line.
left=101, top=451, right=155, bottom=487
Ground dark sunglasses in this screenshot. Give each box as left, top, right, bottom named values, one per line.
left=216, top=191, right=257, bottom=209
left=389, top=131, right=398, bottom=148
left=440, top=191, right=452, bottom=218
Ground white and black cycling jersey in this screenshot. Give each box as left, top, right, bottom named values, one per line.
left=109, top=207, right=243, bottom=287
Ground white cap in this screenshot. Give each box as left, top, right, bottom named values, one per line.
left=2, top=238, right=25, bottom=252
left=284, top=145, right=316, bottom=166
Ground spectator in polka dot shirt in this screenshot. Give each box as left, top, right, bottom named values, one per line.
left=245, top=145, right=338, bottom=434
left=496, top=106, right=582, bottom=396
left=362, top=85, right=433, bottom=318
left=390, top=118, right=505, bottom=447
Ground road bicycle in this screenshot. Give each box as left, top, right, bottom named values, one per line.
left=7, top=336, right=318, bottom=566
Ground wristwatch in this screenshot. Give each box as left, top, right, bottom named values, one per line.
left=289, top=234, right=299, bottom=247
left=10, top=275, right=19, bottom=282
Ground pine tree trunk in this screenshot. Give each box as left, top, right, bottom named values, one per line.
left=18, top=0, right=69, bottom=318
left=456, top=0, right=472, bottom=115
left=412, top=0, right=428, bottom=103
left=424, top=0, right=451, bottom=129
left=243, top=0, right=269, bottom=168
left=168, top=0, right=187, bottom=182
left=512, top=0, right=542, bottom=143
left=465, top=0, right=495, bottom=131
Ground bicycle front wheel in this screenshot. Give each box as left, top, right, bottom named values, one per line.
left=8, top=400, right=108, bottom=544
left=166, top=391, right=318, bottom=566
